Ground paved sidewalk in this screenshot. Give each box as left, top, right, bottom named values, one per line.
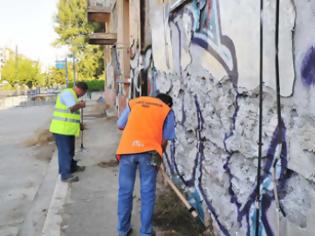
left=57, top=103, right=141, bottom=236
left=36, top=99, right=210, bottom=236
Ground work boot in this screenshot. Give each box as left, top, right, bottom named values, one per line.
left=72, top=165, right=86, bottom=173
left=62, top=175, right=79, bottom=183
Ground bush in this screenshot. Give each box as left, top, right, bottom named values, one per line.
left=69, top=80, right=104, bottom=92
left=0, top=83, right=15, bottom=91
left=1, top=51, right=44, bottom=88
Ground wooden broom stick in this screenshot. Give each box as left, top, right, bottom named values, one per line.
left=159, top=165, right=198, bottom=218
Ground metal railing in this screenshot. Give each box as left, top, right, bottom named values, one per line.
left=0, top=88, right=60, bottom=98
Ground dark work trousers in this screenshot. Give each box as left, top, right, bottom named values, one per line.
left=53, top=134, right=77, bottom=180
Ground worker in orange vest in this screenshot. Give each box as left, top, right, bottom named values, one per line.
left=116, top=93, right=175, bottom=236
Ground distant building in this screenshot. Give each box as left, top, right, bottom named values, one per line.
left=87, top=0, right=149, bottom=115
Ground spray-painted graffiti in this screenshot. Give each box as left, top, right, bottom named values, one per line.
left=164, top=90, right=289, bottom=235
left=130, top=40, right=157, bottom=97
left=301, top=45, right=315, bottom=87
left=192, top=0, right=238, bottom=83
left=228, top=123, right=288, bottom=236
left=148, top=0, right=315, bottom=234
left=169, top=0, right=188, bottom=11
left=163, top=0, right=291, bottom=235
left=170, top=0, right=238, bottom=83
left=167, top=0, right=241, bottom=232
left=165, top=95, right=231, bottom=235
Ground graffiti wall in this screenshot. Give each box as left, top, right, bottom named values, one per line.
left=148, top=0, right=315, bottom=235
left=128, top=1, right=156, bottom=98
left=103, top=0, right=156, bottom=115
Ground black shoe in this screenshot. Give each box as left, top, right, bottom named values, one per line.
left=72, top=166, right=86, bottom=173
left=62, top=176, right=79, bottom=183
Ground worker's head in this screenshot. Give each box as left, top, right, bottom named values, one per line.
left=156, top=93, right=173, bottom=108
left=74, top=82, right=88, bottom=97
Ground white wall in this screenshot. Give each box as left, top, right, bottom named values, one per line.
left=0, top=95, right=28, bottom=110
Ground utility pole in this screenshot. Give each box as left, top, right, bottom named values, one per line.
left=65, top=57, right=69, bottom=88
left=72, top=55, right=76, bottom=86
left=15, top=45, right=18, bottom=84
left=256, top=0, right=264, bottom=235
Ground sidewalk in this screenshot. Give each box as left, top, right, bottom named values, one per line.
left=37, top=99, right=209, bottom=236
left=44, top=101, right=141, bottom=236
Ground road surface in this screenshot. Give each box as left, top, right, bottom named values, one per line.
left=0, top=104, right=54, bottom=236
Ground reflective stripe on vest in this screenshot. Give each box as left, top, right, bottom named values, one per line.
left=54, top=108, right=80, bottom=114
left=52, top=116, right=80, bottom=123
left=116, top=96, right=170, bottom=158
left=49, top=88, right=80, bottom=137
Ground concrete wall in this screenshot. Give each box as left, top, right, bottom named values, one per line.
left=103, top=0, right=155, bottom=114
left=144, top=0, right=315, bottom=235
left=103, top=0, right=130, bottom=115
left=0, top=96, right=28, bottom=110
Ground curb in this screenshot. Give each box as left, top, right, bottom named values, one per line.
left=17, top=152, right=59, bottom=236
left=41, top=178, right=69, bottom=236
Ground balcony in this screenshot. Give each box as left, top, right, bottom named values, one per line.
left=87, top=0, right=115, bottom=23
left=88, top=32, right=117, bottom=45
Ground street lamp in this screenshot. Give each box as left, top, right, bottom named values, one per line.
left=55, top=54, right=79, bottom=88
left=68, top=54, right=79, bottom=86
left=55, top=59, right=69, bottom=87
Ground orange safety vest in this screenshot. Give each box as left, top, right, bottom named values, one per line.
left=116, top=96, right=171, bottom=158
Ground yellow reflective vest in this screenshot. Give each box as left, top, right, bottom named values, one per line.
left=49, top=88, right=80, bottom=137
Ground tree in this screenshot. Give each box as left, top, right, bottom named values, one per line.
left=54, top=0, right=104, bottom=81
left=46, top=63, right=74, bottom=87
left=1, top=51, right=44, bottom=88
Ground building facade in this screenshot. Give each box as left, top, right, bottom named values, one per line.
left=88, top=1, right=315, bottom=235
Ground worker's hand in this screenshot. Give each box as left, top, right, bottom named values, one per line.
left=70, top=101, right=86, bottom=113
left=78, top=100, right=86, bottom=108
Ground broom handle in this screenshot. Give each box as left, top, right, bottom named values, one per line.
left=80, top=108, right=83, bottom=148
left=159, top=165, right=198, bottom=218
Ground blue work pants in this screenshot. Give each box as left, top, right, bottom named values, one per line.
left=53, top=134, right=77, bottom=180
left=117, top=153, right=158, bottom=236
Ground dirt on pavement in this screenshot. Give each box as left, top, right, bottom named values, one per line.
left=154, top=174, right=214, bottom=236
left=23, top=128, right=55, bottom=162
left=97, top=159, right=119, bottom=168
left=23, top=129, right=54, bottom=147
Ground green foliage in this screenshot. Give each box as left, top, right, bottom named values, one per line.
left=54, top=0, right=91, bottom=51
left=46, top=67, right=67, bottom=87
left=69, top=79, right=104, bottom=92
left=76, top=46, right=105, bottom=81
left=0, top=83, right=14, bottom=91
left=54, top=0, right=104, bottom=82
left=1, top=51, right=44, bottom=88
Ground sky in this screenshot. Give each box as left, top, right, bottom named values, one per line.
left=0, top=0, right=68, bottom=70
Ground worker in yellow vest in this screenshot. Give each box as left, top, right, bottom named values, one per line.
left=49, top=82, right=88, bottom=183
left=116, top=94, right=175, bottom=236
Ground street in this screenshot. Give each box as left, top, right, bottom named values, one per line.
left=0, top=104, right=54, bottom=236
